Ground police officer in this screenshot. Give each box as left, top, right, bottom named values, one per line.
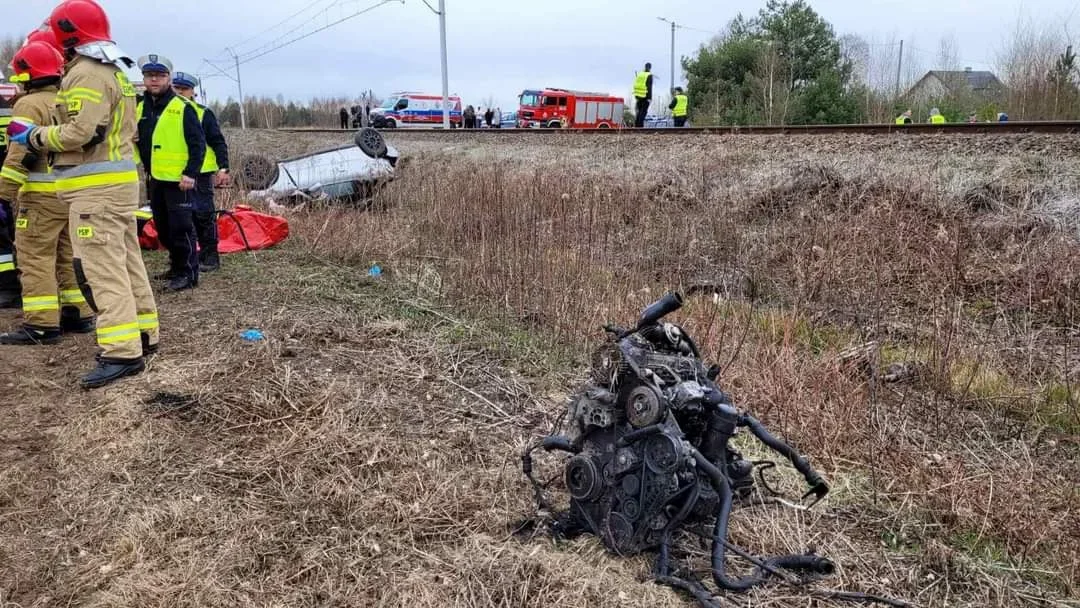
left=928, top=107, right=946, bottom=124
left=9, top=0, right=160, bottom=388
left=172, top=71, right=229, bottom=272
left=669, top=86, right=689, bottom=127
left=0, top=89, right=17, bottom=308
left=135, top=55, right=206, bottom=291
left=0, top=38, right=96, bottom=345
left=633, top=62, right=653, bottom=128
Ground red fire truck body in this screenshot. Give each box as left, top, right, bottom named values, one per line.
left=517, top=88, right=624, bottom=129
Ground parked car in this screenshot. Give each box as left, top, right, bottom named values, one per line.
left=236, top=128, right=399, bottom=206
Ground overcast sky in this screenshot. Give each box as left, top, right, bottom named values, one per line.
left=4, top=0, right=1076, bottom=109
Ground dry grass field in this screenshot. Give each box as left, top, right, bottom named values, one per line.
left=1, top=128, right=1077, bottom=608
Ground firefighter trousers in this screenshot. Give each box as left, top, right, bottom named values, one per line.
left=59, top=181, right=159, bottom=360
left=0, top=199, right=19, bottom=294
left=149, top=179, right=198, bottom=283
left=14, top=195, right=94, bottom=328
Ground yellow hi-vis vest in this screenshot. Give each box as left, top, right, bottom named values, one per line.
left=895, top=115, right=908, bottom=125
left=633, top=71, right=650, bottom=99
left=930, top=113, right=946, bottom=124
left=673, top=94, right=688, bottom=117
left=0, top=108, right=12, bottom=152
left=136, top=96, right=191, bottom=182
left=193, top=104, right=218, bottom=173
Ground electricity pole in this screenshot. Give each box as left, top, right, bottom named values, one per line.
left=439, top=0, right=450, bottom=129
left=894, top=40, right=904, bottom=100
left=658, top=17, right=678, bottom=95
left=226, top=47, right=247, bottom=130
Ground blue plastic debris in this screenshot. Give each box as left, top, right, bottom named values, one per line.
left=240, top=329, right=265, bottom=342
left=368, top=264, right=383, bottom=278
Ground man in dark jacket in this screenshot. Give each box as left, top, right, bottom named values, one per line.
left=172, top=72, right=229, bottom=272
left=136, top=55, right=206, bottom=291
left=339, top=107, right=349, bottom=129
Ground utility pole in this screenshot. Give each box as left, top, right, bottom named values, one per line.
left=894, top=40, right=904, bottom=100
left=658, top=17, right=679, bottom=95
left=226, top=47, right=247, bottom=130
left=439, top=0, right=450, bottom=129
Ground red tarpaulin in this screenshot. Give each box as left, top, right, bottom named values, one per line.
left=139, top=205, right=289, bottom=253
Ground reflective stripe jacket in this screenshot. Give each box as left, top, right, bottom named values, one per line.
left=27, top=55, right=140, bottom=191
left=193, top=103, right=228, bottom=174
left=633, top=71, right=652, bottom=100
left=0, top=106, right=11, bottom=164
left=0, top=86, right=59, bottom=202
left=136, top=89, right=205, bottom=182
left=670, top=94, right=688, bottom=117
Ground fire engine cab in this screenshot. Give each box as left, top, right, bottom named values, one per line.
left=517, top=88, right=624, bottom=129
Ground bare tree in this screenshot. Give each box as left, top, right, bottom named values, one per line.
left=0, top=36, right=22, bottom=78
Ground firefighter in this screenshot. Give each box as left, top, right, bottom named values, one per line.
left=633, top=62, right=653, bottom=128
left=172, top=71, right=229, bottom=272
left=929, top=107, right=946, bottom=124
left=135, top=55, right=206, bottom=291
left=0, top=38, right=96, bottom=345
left=0, top=93, right=18, bottom=309
left=8, top=0, right=160, bottom=388
left=895, top=110, right=913, bottom=125
left=669, top=86, right=689, bottom=127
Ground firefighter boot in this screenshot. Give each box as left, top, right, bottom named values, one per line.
left=0, top=325, right=62, bottom=345
left=141, top=332, right=159, bottom=356
left=60, top=305, right=96, bottom=334
left=81, top=356, right=146, bottom=389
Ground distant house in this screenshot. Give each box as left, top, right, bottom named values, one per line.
left=904, top=68, right=1007, bottom=104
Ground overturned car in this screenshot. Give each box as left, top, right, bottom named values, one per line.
left=237, top=128, right=399, bottom=206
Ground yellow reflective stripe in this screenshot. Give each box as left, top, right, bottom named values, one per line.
left=0, top=167, right=28, bottom=185
left=134, top=209, right=153, bottom=220
left=47, top=127, right=62, bottom=152
left=21, top=182, right=59, bottom=194
left=138, top=313, right=159, bottom=330
left=108, top=97, right=124, bottom=162
left=60, top=289, right=86, bottom=304
left=56, top=170, right=138, bottom=191
left=11, top=115, right=36, bottom=122
left=0, top=264, right=14, bottom=273
left=22, top=295, right=60, bottom=312
left=96, top=322, right=140, bottom=345
left=64, top=87, right=103, bottom=103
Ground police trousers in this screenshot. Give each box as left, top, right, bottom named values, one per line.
left=59, top=180, right=159, bottom=360
left=193, top=173, right=218, bottom=262
left=14, top=194, right=93, bottom=328
left=149, top=179, right=198, bottom=283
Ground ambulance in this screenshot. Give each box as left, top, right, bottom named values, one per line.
left=370, top=92, right=463, bottom=129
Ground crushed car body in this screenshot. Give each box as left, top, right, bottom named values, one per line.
left=239, top=128, right=399, bottom=205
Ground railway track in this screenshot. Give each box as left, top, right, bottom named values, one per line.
left=278, top=121, right=1080, bottom=136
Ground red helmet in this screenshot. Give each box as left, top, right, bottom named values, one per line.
left=49, top=0, right=112, bottom=49
left=11, top=41, right=66, bottom=82
left=25, top=25, right=64, bottom=55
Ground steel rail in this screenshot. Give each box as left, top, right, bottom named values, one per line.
left=277, top=121, right=1080, bottom=136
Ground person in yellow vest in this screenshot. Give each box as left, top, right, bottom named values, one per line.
left=135, top=54, right=206, bottom=291
left=0, top=39, right=96, bottom=345
left=668, top=86, right=689, bottom=127
left=633, top=62, right=653, bottom=128
left=172, top=71, right=229, bottom=273
left=0, top=95, right=17, bottom=308
left=10, top=0, right=160, bottom=388
left=895, top=109, right=912, bottom=125
left=928, top=107, right=946, bottom=124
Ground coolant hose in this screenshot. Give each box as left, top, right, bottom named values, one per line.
left=688, top=447, right=833, bottom=592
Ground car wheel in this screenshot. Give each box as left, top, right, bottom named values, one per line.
left=547, top=120, right=562, bottom=128
left=236, top=154, right=279, bottom=190
left=355, top=127, right=389, bottom=158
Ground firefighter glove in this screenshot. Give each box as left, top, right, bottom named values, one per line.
left=6, top=119, right=36, bottom=146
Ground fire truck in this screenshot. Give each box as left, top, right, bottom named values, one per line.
left=517, top=88, right=625, bottom=129
left=0, top=84, right=18, bottom=103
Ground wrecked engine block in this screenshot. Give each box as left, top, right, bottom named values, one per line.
left=523, top=292, right=837, bottom=607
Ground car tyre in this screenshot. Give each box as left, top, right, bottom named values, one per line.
left=354, top=127, right=389, bottom=158
left=236, top=154, right=279, bottom=190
